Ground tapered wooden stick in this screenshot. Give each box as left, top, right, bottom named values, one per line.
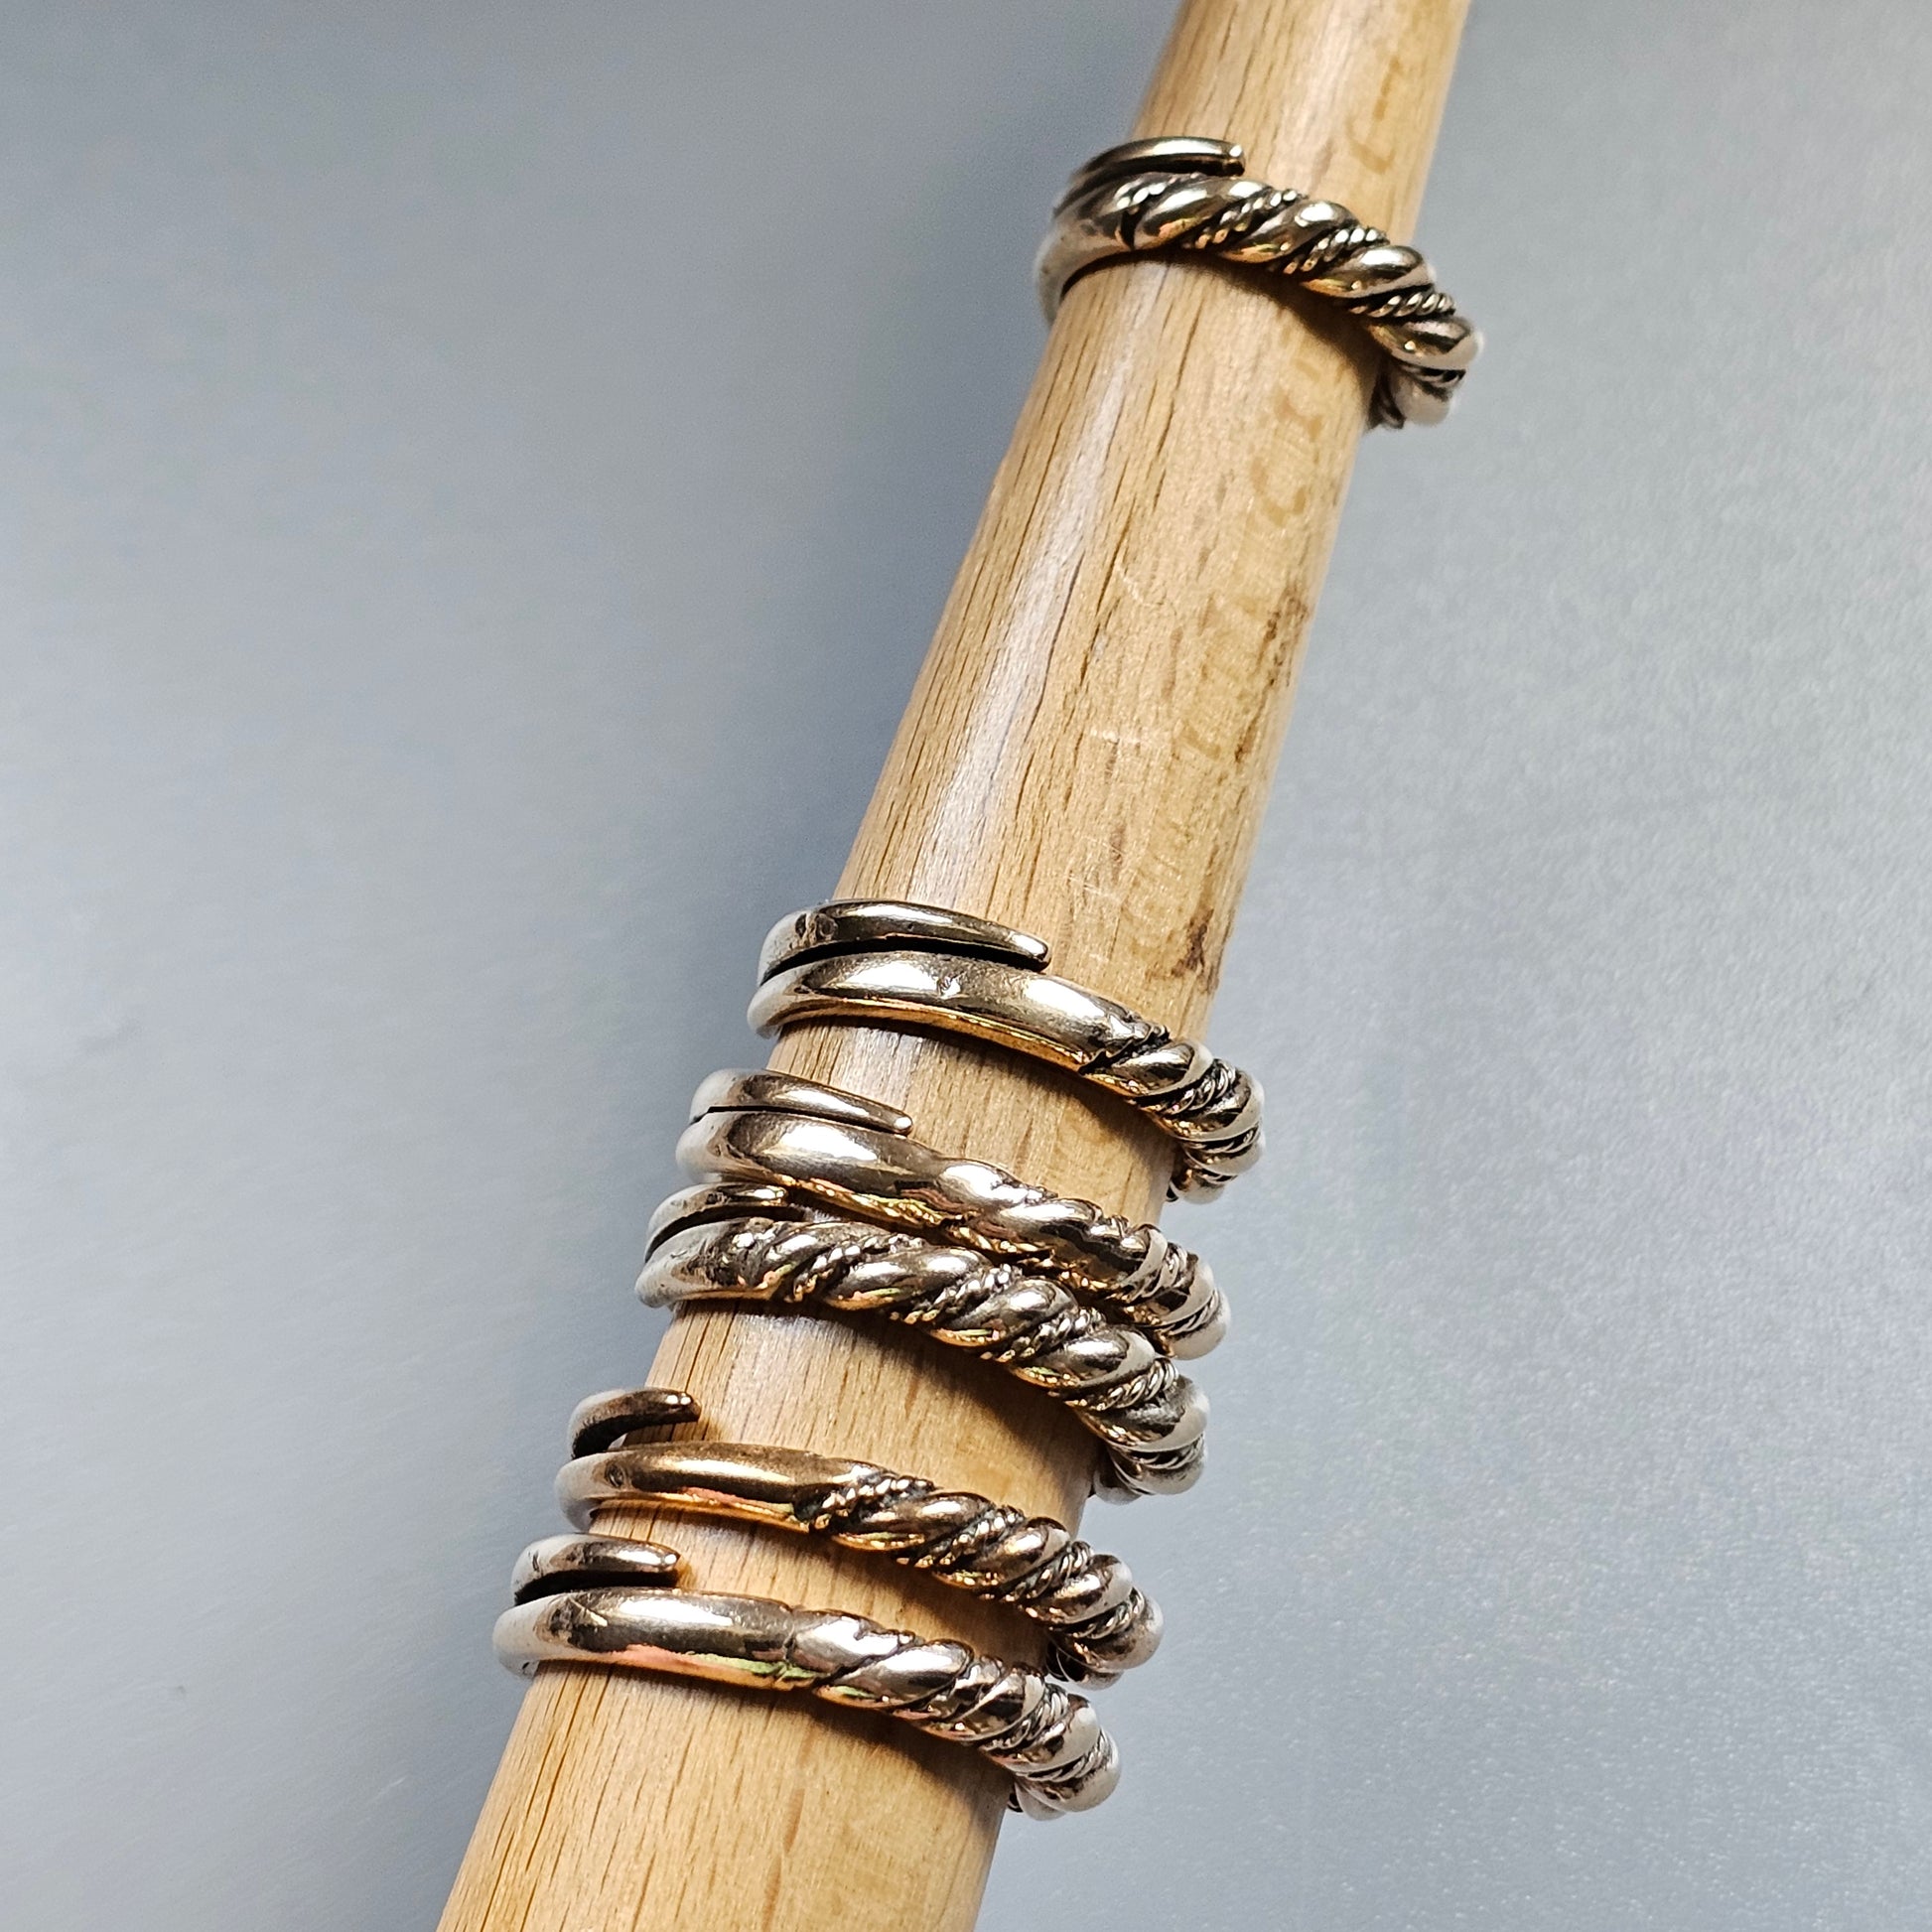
left=438, top=0, right=1469, bottom=1924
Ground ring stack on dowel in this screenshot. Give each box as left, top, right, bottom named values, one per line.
left=449, top=46, right=1481, bottom=1918
left=496, top=897, right=1261, bottom=1811
left=483, top=108, right=1481, bottom=1817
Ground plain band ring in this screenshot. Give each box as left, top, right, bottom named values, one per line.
left=679, top=1069, right=1228, bottom=1356
left=1035, top=135, right=1478, bottom=428
left=638, top=1181, right=1207, bottom=1499
left=496, top=1533, right=1119, bottom=1817
left=555, top=1385, right=1162, bottom=1682
left=750, top=900, right=1263, bottom=1201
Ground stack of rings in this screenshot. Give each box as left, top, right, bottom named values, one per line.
left=498, top=897, right=1262, bottom=1814
left=497, top=134, right=1465, bottom=1809
left=496, top=1388, right=1129, bottom=1816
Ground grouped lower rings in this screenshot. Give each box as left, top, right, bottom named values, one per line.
left=1035, top=136, right=1479, bottom=428
left=500, top=897, right=1267, bottom=1812
left=497, top=1386, right=1129, bottom=1813
left=751, top=900, right=1262, bottom=1201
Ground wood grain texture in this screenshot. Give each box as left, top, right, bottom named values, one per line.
left=438, top=1, right=1468, bottom=1926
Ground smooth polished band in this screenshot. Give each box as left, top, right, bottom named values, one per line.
left=1035, top=136, right=1479, bottom=428
left=680, top=1069, right=1228, bottom=1356
left=554, top=1385, right=1161, bottom=1682
left=750, top=900, right=1262, bottom=1200
left=495, top=1531, right=1119, bottom=1817
left=639, top=1182, right=1207, bottom=1498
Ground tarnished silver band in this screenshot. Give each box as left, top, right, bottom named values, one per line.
left=554, top=1385, right=1161, bottom=1682
left=680, top=1070, right=1227, bottom=1356
left=639, top=1181, right=1207, bottom=1499
left=496, top=1536, right=1119, bottom=1816
left=1035, top=135, right=1478, bottom=428
left=750, top=900, right=1262, bottom=1201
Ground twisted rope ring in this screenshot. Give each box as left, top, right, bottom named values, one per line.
left=498, top=1532, right=1118, bottom=1816
left=556, top=1386, right=1162, bottom=1682
left=639, top=1184, right=1207, bottom=1499
left=1036, top=135, right=1478, bottom=427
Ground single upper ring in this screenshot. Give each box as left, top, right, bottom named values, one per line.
left=1035, top=135, right=1478, bottom=428
left=496, top=1530, right=1119, bottom=1816
left=749, top=900, right=1262, bottom=1200
left=555, top=1384, right=1162, bottom=1682
left=639, top=1180, right=1207, bottom=1499
left=679, top=1069, right=1228, bottom=1355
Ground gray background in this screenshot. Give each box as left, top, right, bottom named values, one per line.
left=3, top=2, right=1928, bottom=1927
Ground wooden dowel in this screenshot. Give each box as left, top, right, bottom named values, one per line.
left=438, top=1, right=1468, bottom=1925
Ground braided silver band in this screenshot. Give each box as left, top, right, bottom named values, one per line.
left=639, top=1182, right=1207, bottom=1499
left=751, top=900, right=1262, bottom=1200
left=1035, top=135, right=1478, bottom=428
left=555, top=1385, right=1161, bottom=1682
left=680, top=1069, right=1228, bottom=1356
left=496, top=1535, right=1119, bottom=1817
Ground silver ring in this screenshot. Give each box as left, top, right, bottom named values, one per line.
left=1035, top=135, right=1478, bottom=428
left=496, top=1533, right=1120, bottom=1817
left=749, top=900, right=1262, bottom=1201
left=680, top=1069, right=1228, bottom=1356
left=554, top=1386, right=1162, bottom=1682
left=638, top=1181, right=1207, bottom=1499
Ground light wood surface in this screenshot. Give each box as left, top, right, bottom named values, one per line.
left=438, top=1, right=1468, bottom=1925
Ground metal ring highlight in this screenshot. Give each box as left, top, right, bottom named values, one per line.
left=638, top=1181, right=1207, bottom=1500
left=680, top=1070, right=1228, bottom=1356
left=554, top=1385, right=1161, bottom=1682
left=1035, top=135, right=1478, bottom=428
left=496, top=1533, right=1119, bottom=1817
left=749, top=900, right=1262, bottom=1201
